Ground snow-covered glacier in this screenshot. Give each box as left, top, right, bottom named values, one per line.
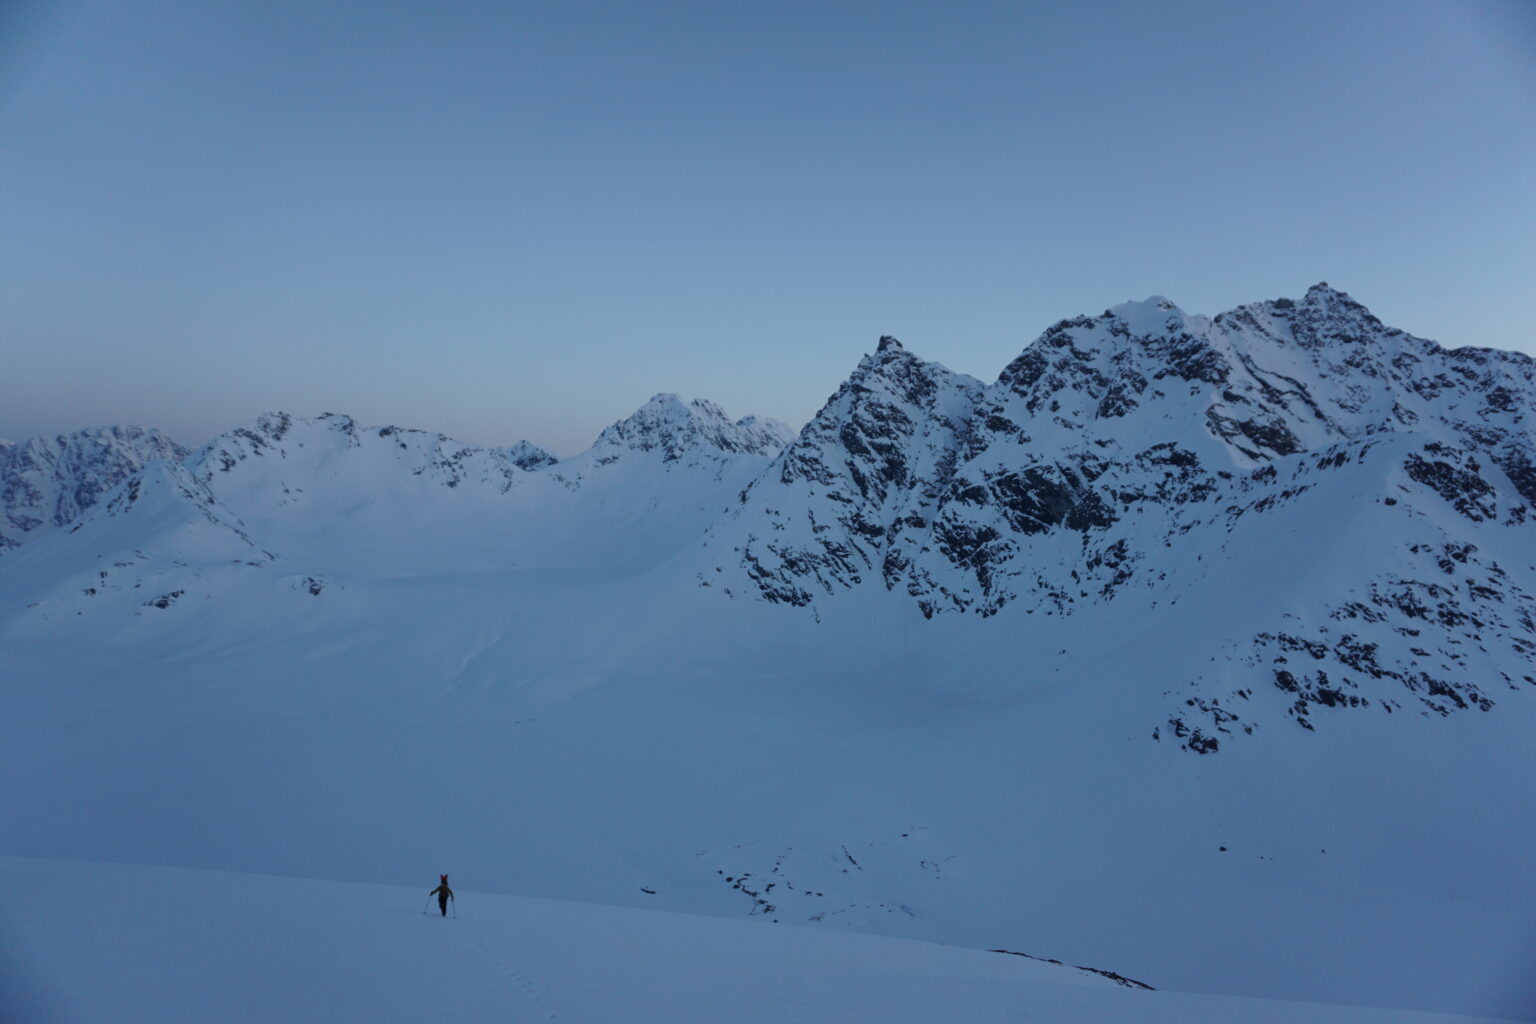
left=1, top=285, right=1533, bottom=1020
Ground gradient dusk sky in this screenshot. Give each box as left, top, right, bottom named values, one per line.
left=3, top=0, right=1534, bottom=453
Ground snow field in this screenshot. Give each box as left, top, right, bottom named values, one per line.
left=3, top=857, right=1524, bottom=1024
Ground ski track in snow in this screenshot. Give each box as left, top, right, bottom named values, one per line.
left=461, top=923, right=561, bottom=1021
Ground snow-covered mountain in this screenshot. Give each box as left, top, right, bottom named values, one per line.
left=723, top=284, right=1533, bottom=612
left=0, top=425, right=187, bottom=552
left=498, top=439, right=559, bottom=470
left=583, top=392, right=796, bottom=462
left=713, top=284, right=1536, bottom=755
left=718, top=336, right=986, bottom=606
left=2, top=288, right=1533, bottom=1020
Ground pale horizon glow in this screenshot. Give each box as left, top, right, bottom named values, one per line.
left=2, top=0, right=1533, bottom=455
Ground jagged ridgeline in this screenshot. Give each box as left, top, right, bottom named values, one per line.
left=710, top=283, right=1535, bottom=751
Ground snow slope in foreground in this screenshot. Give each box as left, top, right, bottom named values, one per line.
left=1, top=857, right=1520, bottom=1024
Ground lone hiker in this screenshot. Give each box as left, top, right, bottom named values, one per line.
left=430, top=874, right=455, bottom=916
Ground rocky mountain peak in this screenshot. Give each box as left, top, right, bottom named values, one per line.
left=722, top=339, right=985, bottom=606
left=594, top=395, right=793, bottom=461
left=1105, top=295, right=1190, bottom=338
left=1278, top=282, right=1389, bottom=348
left=843, top=336, right=972, bottom=409
left=1301, top=281, right=1358, bottom=306
left=501, top=440, right=559, bottom=471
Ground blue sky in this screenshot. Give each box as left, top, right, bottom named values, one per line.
left=3, top=0, right=1533, bottom=453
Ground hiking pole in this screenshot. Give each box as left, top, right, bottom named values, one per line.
left=422, top=895, right=431, bottom=915
left=451, top=898, right=457, bottom=919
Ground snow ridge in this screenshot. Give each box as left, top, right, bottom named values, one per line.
left=184, top=411, right=531, bottom=498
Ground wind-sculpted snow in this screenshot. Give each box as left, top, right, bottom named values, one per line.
left=0, top=426, right=187, bottom=552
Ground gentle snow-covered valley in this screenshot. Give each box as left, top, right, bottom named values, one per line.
left=2, top=285, right=1534, bottom=1021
